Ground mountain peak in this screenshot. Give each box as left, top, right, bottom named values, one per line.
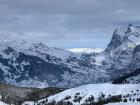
left=128, top=23, right=134, bottom=27
left=106, top=24, right=140, bottom=52
left=127, top=23, right=134, bottom=32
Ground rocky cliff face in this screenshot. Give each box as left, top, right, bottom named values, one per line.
left=129, top=44, right=140, bottom=70
left=102, top=24, right=140, bottom=78
left=112, top=68, right=140, bottom=84
left=0, top=24, right=140, bottom=88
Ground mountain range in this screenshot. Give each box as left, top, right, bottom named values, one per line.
left=0, top=24, right=140, bottom=88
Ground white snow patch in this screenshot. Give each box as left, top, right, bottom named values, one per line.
left=0, top=95, right=9, bottom=105
left=105, top=102, right=140, bottom=105
left=0, top=102, right=9, bottom=105
left=67, top=48, right=104, bottom=54
left=94, top=55, right=105, bottom=65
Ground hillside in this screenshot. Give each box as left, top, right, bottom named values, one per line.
left=23, top=83, right=140, bottom=105
left=0, top=82, right=65, bottom=105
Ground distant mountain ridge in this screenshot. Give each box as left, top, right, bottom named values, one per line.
left=67, top=48, right=104, bottom=54
left=0, top=24, right=140, bottom=88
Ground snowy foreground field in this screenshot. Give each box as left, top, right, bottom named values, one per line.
left=23, top=83, right=140, bottom=105
left=105, top=102, right=140, bottom=105
left=0, top=102, right=8, bottom=105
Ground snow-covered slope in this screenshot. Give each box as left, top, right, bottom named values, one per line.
left=47, top=84, right=140, bottom=102
left=106, top=102, right=140, bottom=105
left=0, top=95, right=8, bottom=105
left=67, top=48, right=104, bottom=54
left=23, top=83, right=140, bottom=105
left=0, top=101, right=8, bottom=105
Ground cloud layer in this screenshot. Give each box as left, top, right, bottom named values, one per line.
left=0, top=0, right=140, bottom=48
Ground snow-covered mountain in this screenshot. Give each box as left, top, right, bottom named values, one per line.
left=0, top=24, right=140, bottom=88
left=0, top=41, right=109, bottom=88
left=102, top=24, right=140, bottom=79
left=0, top=41, right=104, bottom=87
left=67, top=48, right=104, bottom=54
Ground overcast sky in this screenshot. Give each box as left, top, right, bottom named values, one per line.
left=0, top=0, right=140, bottom=49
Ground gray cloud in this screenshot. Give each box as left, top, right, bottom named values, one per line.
left=0, top=0, right=140, bottom=48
